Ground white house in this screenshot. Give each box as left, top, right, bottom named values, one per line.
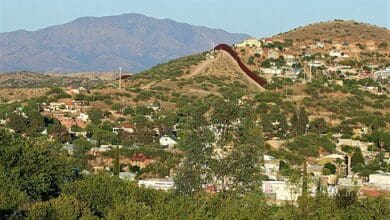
left=262, top=180, right=300, bottom=201
left=77, top=112, right=89, bottom=122
left=369, top=173, right=390, bottom=190
left=316, top=42, right=325, bottom=48
left=308, top=60, right=324, bottom=67
left=159, top=135, right=178, bottom=147
left=235, top=38, right=262, bottom=48
left=119, top=172, right=137, bottom=181
left=261, top=67, right=283, bottom=75
left=112, top=123, right=135, bottom=134
left=138, top=178, right=175, bottom=191
left=374, top=68, right=390, bottom=80
left=329, top=50, right=349, bottom=58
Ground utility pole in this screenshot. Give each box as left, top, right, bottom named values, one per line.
left=119, top=67, right=122, bottom=90
left=301, top=160, right=308, bottom=218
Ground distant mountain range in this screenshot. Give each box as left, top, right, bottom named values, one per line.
left=0, top=13, right=249, bottom=73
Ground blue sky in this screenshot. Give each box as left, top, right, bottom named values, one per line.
left=1, top=0, right=389, bottom=37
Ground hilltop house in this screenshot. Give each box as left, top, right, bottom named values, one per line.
left=67, top=86, right=87, bottom=95
left=235, top=38, right=262, bottom=48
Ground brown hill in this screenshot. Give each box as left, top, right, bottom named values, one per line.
left=274, top=20, right=390, bottom=44
left=0, top=71, right=110, bottom=88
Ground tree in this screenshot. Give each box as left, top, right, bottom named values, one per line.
left=62, top=173, right=134, bottom=217
left=123, top=106, right=134, bottom=116
left=112, top=103, right=123, bottom=113
left=351, top=148, right=364, bottom=168
left=309, top=118, right=328, bottom=135
left=113, top=146, right=120, bottom=176
left=87, top=108, right=103, bottom=125
left=261, top=114, right=273, bottom=133
left=48, top=124, right=71, bottom=143
left=323, top=162, right=336, bottom=174
left=0, top=133, right=73, bottom=201
left=0, top=171, right=28, bottom=217
left=335, top=158, right=344, bottom=176
left=175, top=127, right=214, bottom=195
left=28, top=195, right=92, bottom=219
left=27, top=111, right=45, bottom=134
left=7, top=112, right=29, bottom=133
left=278, top=114, right=288, bottom=133
left=335, top=189, right=357, bottom=208
left=300, top=161, right=308, bottom=217
left=291, top=107, right=309, bottom=136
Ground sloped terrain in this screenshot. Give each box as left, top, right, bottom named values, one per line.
left=274, top=20, right=390, bottom=43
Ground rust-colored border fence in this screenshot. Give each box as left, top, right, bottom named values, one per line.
left=214, top=44, right=267, bottom=87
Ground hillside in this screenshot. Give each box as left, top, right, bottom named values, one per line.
left=120, top=48, right=266, bottom=105
left=274, top=20, right=390, bottom=43
left=0, top=71, right=110, bottom=88
left=0, top=13, right=249, bottom=73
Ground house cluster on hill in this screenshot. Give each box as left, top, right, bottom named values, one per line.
left=234, top=36, right=389, bottom=89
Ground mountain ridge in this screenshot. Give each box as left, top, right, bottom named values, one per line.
left=0, top=13, right=249, bottom=73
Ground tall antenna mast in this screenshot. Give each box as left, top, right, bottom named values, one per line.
left=119, top=67, right=122, bottom=90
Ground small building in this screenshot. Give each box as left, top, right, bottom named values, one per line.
left=235, top=38, right=262, bottom=48
left=159, top=135, right=178, bottom=147
left=308, top=60, right=324, bottom=67
left=129, top=153, right=154, bottom=169
left=113, top=123, right=135, bottom=134
left=307, top=164, right=324, bottom=176
left=329, top=50, right=348, bottom=58
left=138, top=177, right=175, bottom=191
left=119, top=172, right=137, bottom=181
left=67, top=87, right=87, bottom=95
left=262, top=180, right=300, bottom=202
left=373, top=68, right=390, bottom=81
left=369, top=173, right=390, bottom=190
left=89, top=147, right=112, bottom=156
left=63, top=143, right=75, bottom=155
left=316, top=42, right=325, bottom=48
left=338, top=177, right=363, bottom=190
left=77, top=113, right=89, bottom=122
left=147, top=103, right=161, bottom=112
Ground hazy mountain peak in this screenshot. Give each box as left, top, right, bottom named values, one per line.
left=0, top=13, right=249, bottom=73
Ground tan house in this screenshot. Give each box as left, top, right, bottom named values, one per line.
left=129, top=154, right=154, bottom=169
